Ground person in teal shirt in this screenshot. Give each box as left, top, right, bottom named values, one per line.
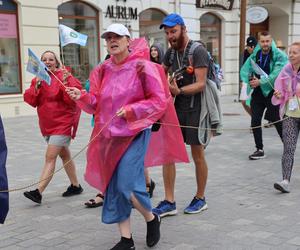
left=240, top=31, right=288, bottom=160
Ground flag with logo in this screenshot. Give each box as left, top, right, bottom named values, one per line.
left=26, top=48, right=51, bottom=85
left=250, top=59, right=269, bottom=79
left=59, top=24, right=88, bottom=47
left=0, top=115, right=9, bottom=224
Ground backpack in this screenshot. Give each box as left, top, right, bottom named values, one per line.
left=168, top=41, right=221, bottom=90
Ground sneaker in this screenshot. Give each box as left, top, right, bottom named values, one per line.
left=62, top=184, right=83, bottom=197
left=146, top=213, right=161, bottom=247
left=274, top=180, right=290, bottom=193
left=24, top=189, right=42, bottom=204
left=110, top=236, right=135, bottom=250
left=184, top=197, right=208, bottom=214
left=249, top=149, right=265, bottom=160
left=152, top=200, right=177, bottom=217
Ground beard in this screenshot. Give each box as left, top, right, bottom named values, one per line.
left=169, top=29, right=185, bottom=50
left=262, top=45, right=271, bottom=53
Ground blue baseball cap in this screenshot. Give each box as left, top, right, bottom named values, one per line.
left=159, top=13, right=185, bottom=29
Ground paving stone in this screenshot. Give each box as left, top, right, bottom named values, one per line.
left=39, top=231, right=65, bottom=240
left=287, top=237, right=300, bottom=246
left=250, top=230, right=273, bottom=239
left=2, top=96, right=300, bottom=249
left=231, top=218, right=253, bottom=225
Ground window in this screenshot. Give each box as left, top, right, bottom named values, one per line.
left=139, top=9, right=167, bottom=51
left=58, top=1, right=99, bottom=83
left=0, top=0, right=21, bottom=95
left=200, top=13, right=221, bottom=65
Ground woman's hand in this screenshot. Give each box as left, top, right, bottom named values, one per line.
left=65, top=87, right=81, bottom=100
left=116, top=107, right=127, bottom=118
left=273, top=89, right=282, bottom=99
left=35, top=77, right=41, bottom=90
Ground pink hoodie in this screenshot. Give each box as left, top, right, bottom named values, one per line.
left=272, top=63, right=300, bottom=118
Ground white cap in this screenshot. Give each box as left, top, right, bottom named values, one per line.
left=101, top=23, right=131, bottom=39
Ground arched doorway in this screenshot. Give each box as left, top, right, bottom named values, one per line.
left=200, top=13, right=222, bottom=65
left=250, top=18, right=269, bottom=39
left=139, top=8, right=167, bottom=51
left=0, top=0, right=21, bottom=95
left=58, top=1, right=99, bottom=83
left=250, top=6, right=289, bottom=52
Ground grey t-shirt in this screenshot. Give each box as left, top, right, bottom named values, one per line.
left=163, top=41, right=210, bottom=111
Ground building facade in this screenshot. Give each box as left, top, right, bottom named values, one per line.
left=0, top=0, right=299, bottom=117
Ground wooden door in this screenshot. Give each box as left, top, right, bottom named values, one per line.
left=250, top=17, right=269, bottom=40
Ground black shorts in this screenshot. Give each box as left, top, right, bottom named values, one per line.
left=176, top=109, right=201, bottom=145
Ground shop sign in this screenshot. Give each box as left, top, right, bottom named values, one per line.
left=105, top=2, right=138, bottom=20
left=0, top=13, right=17, bottom=38
left=246, top=6, right=268, bottom=24
left=196, top=0, right=234, bottom=10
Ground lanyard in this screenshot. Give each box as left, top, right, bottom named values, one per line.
left=259, top=51, right=269, bottom=69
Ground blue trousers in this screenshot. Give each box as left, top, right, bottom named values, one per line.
left=0, top=115, right=9, bottom=224
left=102, top=129, right=152, bottom=224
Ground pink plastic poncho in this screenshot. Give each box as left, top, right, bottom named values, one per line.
left=272, top=63, right=300, bottom=118
left=77, top=38, right=189, bottom=193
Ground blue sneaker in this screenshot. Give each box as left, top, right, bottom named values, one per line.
left=152, top=200, right=177, bottom=217
left=184, top=197, right=208, bottom=214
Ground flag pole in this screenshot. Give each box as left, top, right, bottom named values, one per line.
left=59, top=39, right=65, bottom=66
left=46, top=69, right=67, bottom=89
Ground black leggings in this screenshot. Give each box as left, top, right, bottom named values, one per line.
left=282, top=116, right=300, bottom=181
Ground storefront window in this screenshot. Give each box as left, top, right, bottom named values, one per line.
left=139, top=9, right=167, bottom=51
left=200, top=13, right=221, bottom=65
left=58, top=1, right=99, bottom=83
left=0, top=0, right=21, bottom=95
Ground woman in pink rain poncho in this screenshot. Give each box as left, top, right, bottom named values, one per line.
left=66, top=24, right=188, bottom=250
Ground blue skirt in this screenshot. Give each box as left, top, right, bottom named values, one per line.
left=102, top=129, right=152, bottom=224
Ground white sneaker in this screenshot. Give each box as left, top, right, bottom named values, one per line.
left=274, top=180, right=290, bottom=193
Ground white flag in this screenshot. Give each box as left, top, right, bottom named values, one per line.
left=59, top=24, right=88, bottom=47
left=250, top=59, right=269, bottom=79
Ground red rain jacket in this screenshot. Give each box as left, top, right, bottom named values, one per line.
left=24, top=69, right=82, bottom=138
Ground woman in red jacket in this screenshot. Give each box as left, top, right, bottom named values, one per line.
left=23, top=50, right=83, bottom=204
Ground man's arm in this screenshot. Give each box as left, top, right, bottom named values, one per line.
left=178, top=67, right=207, bottom=95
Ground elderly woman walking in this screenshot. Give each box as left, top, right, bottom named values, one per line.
left=66, top=23, right=188, bottom=250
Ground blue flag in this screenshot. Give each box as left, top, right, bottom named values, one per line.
left=59, top=24, right=88, bottom=47
left=0, top=115, right=9, bottom=224
left=26, top=48, right=51, bottom=85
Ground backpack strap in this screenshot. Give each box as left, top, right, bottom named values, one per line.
left=186, top=41, right=201, bottom=67
left=169, top=48, right=176, bottom=65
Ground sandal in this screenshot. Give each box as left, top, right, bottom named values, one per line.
left=146, top=179, right=156, bottom=198
left=84, top=193, right=104, bottom=208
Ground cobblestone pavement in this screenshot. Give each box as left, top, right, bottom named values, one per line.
left=1, top=95, right=300, bottom=250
